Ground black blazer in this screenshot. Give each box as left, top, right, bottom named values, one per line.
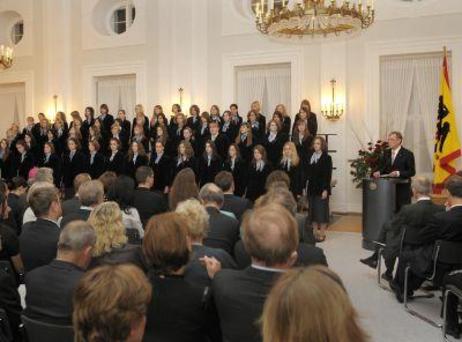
left=15, top=152, right=35, bottom=180
left=89, top=152, right=106, bottom=179
left=199, top=156, right=222, bottom=187
left=89, top=245, right=146, bottom=272
left=236, top=138, right=254, bottom=163
left=196, top=126, right=210, bottom=157
left=292, top=112, right=318, bottom=136
left=116, top=118, right=132, bottom=138
left=305, top=152, right=332, bottom=196
left=19, top=218, right=61, bottom=273
left=245, top=163, right=272, bottom=202
left=24, top=260, right=84, bottom=325
left=81, top=118, right=94, bottom=142
left=292, top=135, right=313, bottom=162
left=40, top=153, right=62, bottom=187
left=378, top=147, right=416, bottom=179
left=112, top=130, right=130, bottom=154
left=173, top=157, right=197, bottom=179
left=133, top=188, right=168, bottom=226
left=60, top=209, right=92, bottom=229
left=222, top=194, right=252, bottom=223
left=264, top=133, right=288, bottom=166
left=186, top=116, right=201, bottom=134
left=211, top=134, right=230, bottom=160
left=124, top=154, right=149, bottom=179
left=107, top=151, right=125, bottom=175
left=279, top=160, right=304, bottom=197
left=61, top=197, right=80, bottom=217
left=221, top=123, right=238, bottom=143
left=223, top=158, right=248, bottom=197
left=203, top=207, right=239, bottom=255
left=98, top=114, right=115, bottom=135
left=62, top=151, right=89, bottom=188
left=0, top=267, right=22, bottom=340
left=281, top=116, right=291, bottom=135
left=132, top=116, right=150, bottom=137
left=151, top=154, right=172, bottom=191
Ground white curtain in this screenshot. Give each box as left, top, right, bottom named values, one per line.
left=236, top=63, right=291, bottom=119
left=96, top=75, right=136, bottom=120
left=0, top=83, right=25, bottom=132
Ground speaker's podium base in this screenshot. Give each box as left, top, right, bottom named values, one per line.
left=362, top=178, right=406, bottom=251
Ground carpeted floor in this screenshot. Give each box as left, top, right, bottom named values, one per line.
left=322, top=230, right=444, bottom=342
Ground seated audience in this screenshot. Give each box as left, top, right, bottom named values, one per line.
left=7, top=177, right=27, bottom=234
left=168, top=167, right=199, bottom=210
left=0, top=266, right=22, bottom=342
left=142, top=212, right=221, bottom=342
left=199, top=183, right=239, bottom=255
left=19, top=184, right=62, bottom=272
left=133, top=166, right=167, bottom=227
left=87, top=201, right=145, bottom=271
left=214, top=171, right=252, bottom=223
left=261, top=266, right=368, bottom=342
left=60, top=180, right=104, bottom=228
left=360, top=176, right=443, bottom=281
left=61, top=173, right=91, bottom=216
left=73, top=264, right=151, bottom=342
left=22, top=168, right=56, bottom=225
left=24, top=221, right=95, bottom=325
left=98, top=171, right=117, bottom=198
left=176, top=199, right=237, bottom=287
left=212, top=203, right=299, bottom=342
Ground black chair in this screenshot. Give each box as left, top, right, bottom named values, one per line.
left=442, top=280, right=462, bottom=342
left=126, top=228, right=142, bottom=245
left=403, top=240, right=462, bottom=328
left=372, top=240, right=390, bottom=291
left=21, top=315, right=73, bottom=342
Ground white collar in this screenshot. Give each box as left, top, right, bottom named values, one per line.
left=417, top=196, right=431, bottom=202
left=79, top=206, right=93, bottom=211
left=392, top=146, right=402, bottom=155
left=450, top=204, right=462, bottom=210
left=251, top=264, right=287, bottom=273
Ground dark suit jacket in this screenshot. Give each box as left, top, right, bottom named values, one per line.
left=203, top=207, right=240, bottom=255
left=7, top=193, right=26, bottom=234
left=305, top=152, right=332, bottom=196
left=223, top=158, right=248, bottom=197
left=151, top=154, right=172, bottom=191
left=264, top=133, right=288, bottom=166
left=245, top=163, right=272, bottom=202
left=212, top=266, right=280, bottom=342
left=199, top=156, right=222, bottom=186
left=60, top=208, right=92, bottom=229
left=124, top=154, right=148, bottom=179
left=89, top=152, right=106, bottom=179
left=19, top=218, right=61, bottom=273
left=62, top=151, right=89, bottom=188
left=133, top=188, right=168, bottom=226
left=0, top=268, right=22, bottom=339
left=98, top=114, right=115, bottom=135
left=15, top=152, right=35, bottom=180
left=211, top=133, right=229, bottom=160
left=89, top=245, right=147, bottom=272
left=40, top=153, right=62, bottom=187
left=61, top=197, right=80, bottom=217
left=412, top=206, right=462, bottom=245
left=222, top=194, right=252, bottom=223
left=107, top=151, right=125, bottom=175
left=24, top=260, right=84, bottom=325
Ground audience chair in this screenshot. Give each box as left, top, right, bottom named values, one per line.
left=372, top=240, right=390, bottom=291
left=126, top=228, right=142, bottom=245
left=442, top=281, right=462, bottom=342
left=22, top=316, right=73, bottom=342
left=403, top=240, right=462, bottom=328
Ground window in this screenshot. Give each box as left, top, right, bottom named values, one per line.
left=112, top=3, right=135, bottom=35
left=11, top=20, right=24, bottom=45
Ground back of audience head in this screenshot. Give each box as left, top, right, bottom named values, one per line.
left=175, top=199, right=210, bottom=242
left=242, top=204, right=298, bottom=268
left=98, top=171, right=117, bottom=195
left=411, top=176, right=431, bottom=197
left=58, top=220, right=96, bottom=270
left=33, top=167, right=54, bottom=185
left=265, top=170, right=290, bottom=191
left=262, top=266, right=368, bottom=342
left=78, top=180, right=104, bottom=208
left=199, top=183, right=224, bottom=209
left=107, top=175, right=135, bottom=211
left=169, top=168, right=199, bottom=210
left=136, top=166, right=154, bottom=188
left=143, top=212, right=190, bottom=274
left=74, top=173, right=91, bottom=194
left=9, top=176, right=27, bottom=194
left=255, top=188, right=297, bottom=216
left=214, top=171, right=234, bottom=194
left=88, top=201, right=127, bottom=257
left=27, top=183, right=61, bottom=219
left=73, top=264, right=151, bottom=342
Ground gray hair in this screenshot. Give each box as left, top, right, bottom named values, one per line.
left=34, top=167, right=54, bottom=185
left=199, top=183, right=224, bottom=207
left=175, top=199, right=210, bottom=239
left=78, top=180, right=104, bottom=207
left=58, top=220, right=96, bottom=252
left=411, top=176, right=432, bottom=195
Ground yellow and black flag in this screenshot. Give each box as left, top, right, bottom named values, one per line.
left=433, top=48, right=461, bottom=193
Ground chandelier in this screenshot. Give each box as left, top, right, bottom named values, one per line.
left=0, top=45, right=14, bottom=70
left=255, top=0, right=375, bottom=38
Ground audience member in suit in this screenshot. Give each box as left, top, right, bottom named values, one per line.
left=198, top=141, right=223, bottom=187
left=391, top=175, right=462, bottom=303
left=264, top=119, right=287, bottom=167
left=61, top=173, right=91, bottom=217
left=88, top=140, right=106, bottom=180
left=142, top=212, right=222, bottom=342
left=19, top=185, right=62, bottom=273
left=60, top=180, right=104, bottom=228
left=360, top=176, right=444, bottom=281
left=168, top=168, right=199, bottom=211
left=176, top=199, right=237, bottom=287
left=150, top=141, right=172, bottom=194
left=209, top=121, right=229, bottom=160
left=7, top=177, right=27, bottom=235
left=62, top=138, right=89, bottom=199
left=214, top=171, right=252, bottom=223
left=199, top=183, right=240, bottom=256
left=306, top=136, right=333, bottom=242
left=212, top=203, right=299, bottom=342
left=245, top=145, right=272, bottom=202
left=0, top=267, right=22, bottom=342
left=97, top=104, right=115, bottom=135
left=73, top=264, right=151, bottom=342
left=107, top=138, right=126, bottom=176
left=133, top=166, right=168, bottom=227
left=14, top=140, right=35, bottom=180
left=40, top=142, right=62, bottom=187
left=24, top=221, right=95, bottom=325
left=373, top=131, right=416, bottom=212
left=223, top=144, right=247, bottom=197
left=125, top=141, right=149, bottom=180
left=88, top=201, right=146, bottom=271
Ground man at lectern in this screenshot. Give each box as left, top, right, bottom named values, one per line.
left=373, top=131, right=416, bottom=212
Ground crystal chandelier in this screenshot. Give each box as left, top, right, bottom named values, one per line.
left=0, top=45, right=14, bottom=70
left=255, top=0, right=375, bottom=38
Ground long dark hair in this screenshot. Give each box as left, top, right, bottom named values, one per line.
left=168, top=168, right=199, bottom=210
left=107, top=175, right=135, bottom=212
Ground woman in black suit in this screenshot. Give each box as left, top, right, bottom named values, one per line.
left=196, top=112, right=210, bottom=158
left=174, top=141, right=197, bottom=179
left=14, top=140, right=35, bottom=180
left=245, top=145, right=271, bottom=202
left=291, top=119, right=313, bottom=162
left=223, top=144, right=247, bottom=197
left=186, top=104, right=201, bottom=134
left=279, top=141, right=304, bottom=199
left=116, top=109, right=132, bottom=137
left=110, top=122, right=129, bottom=155
left=24, top=132, right=41, bottom=162
left=247, top=111, right=264, bottom=145
left=107, top=138, right=125, bottom=176
left=62, top=138, right=89, bottom=199
left=125, top=141, right=148, bottom=180
left=131, top=124, right=150, bottom=154
left=81, top=106, right=95, bottom=143
left=52, top=118, right=68, bottom=157
left=131, top=105, right=150, bottom=137
left=292, top=100, right=318, bottom=137
left=182, top=127, right=198, bottom=158
left=41, top=142, right=62, bottom=187
left=305, top=136, right=332, bottom=242
left=151, top=140, right=172, bottom=194
left=275, top=104, right=291, bottom=135
left=88, top=140, right=106, bottom=180
left=264, top=119, right=287, bottom=167
left=251, top=101, right=267, bottom=135
left=221, top=111, right=238, bottom=143
left=198, top=141, right=222, bottom=187
left=235, top=123, right=254, bottom=163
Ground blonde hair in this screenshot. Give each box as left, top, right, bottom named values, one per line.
left=135, top=104, right=145, bottom=115
left=88, top=201, right=127, bottom=257
left=262, top=266, right=368, bottom=342
left=175, top=199, right=210, bottom=240
left=283, top=141, right=300, bottom=167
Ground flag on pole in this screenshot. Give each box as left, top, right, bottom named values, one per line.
left=433, top=47, right=461, bottom=193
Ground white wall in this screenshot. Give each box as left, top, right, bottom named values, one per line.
left=1, top=0, right=462, bottom=212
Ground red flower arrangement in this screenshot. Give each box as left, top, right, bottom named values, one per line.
left=350, top=140, right=389, bottom=188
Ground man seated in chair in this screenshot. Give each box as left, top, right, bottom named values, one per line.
left=360, top=176, right=443, bottom=281
left=390, top=175, right=462, bottom=303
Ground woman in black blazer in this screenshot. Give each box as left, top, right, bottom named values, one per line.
left=245, top=145, right=272, bottom=202
left=274, top=104, right=291, bottom=136
left=125, top=141, right=148, bottom=180
left=88, top=140, right=106, bottom=180
left=221, top=111, right=238, bottom=143
left=264, top=119, right=288, bottom=167
left=247, top=111, right=264, bottom=145
left=62, top=138, right=89, bottom=198
left=198, top=141, right=222, bottom=187
left=107, top=138, right=125, bottom=176
left=305, top=136, right=332, bottom=242
left=151, top=140, right=172, bottom=194
left=291, top=119, right=313, bottom=162
left=196, top=112, right=210, bottom=158
left=81, top=106, right=95, bottom=143
left=14, top=140, right=35, bottom=180
left=278, top=141, right=304, bottom=199
left=131, top=105, right=150, bottom=137
left=292, top=100, right=318, bottom=137
left=235, top=123, right=254, bottom=163
left=41, top=142, right=62, bottom=187
left=182, top=127, right=198, bottom=158
left=173, top=141, right=197, bottom=179
left=24, top=132, right=41, bottom=163
left=116, top=109, right=132, bottom=137
left=131, top=124, right=150, bottom=154
left=223, top=144, right=247, bottom=197
left=251, top=100, right=267, bottom=135
left=110, top=122, right=130, bottom=155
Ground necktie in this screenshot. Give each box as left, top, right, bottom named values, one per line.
left=391, top=150, right=396, bottom=164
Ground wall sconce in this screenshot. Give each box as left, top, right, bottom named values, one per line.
left=321, top=79, right=344, bottom=121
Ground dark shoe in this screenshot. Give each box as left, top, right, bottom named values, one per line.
left=389, top=280, right=409, bottom=303
left=360, top=255, right=378, bottom=269
left=446, top=326, right=461, bottom=339
left=381, top=271, right=393, bottom=282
